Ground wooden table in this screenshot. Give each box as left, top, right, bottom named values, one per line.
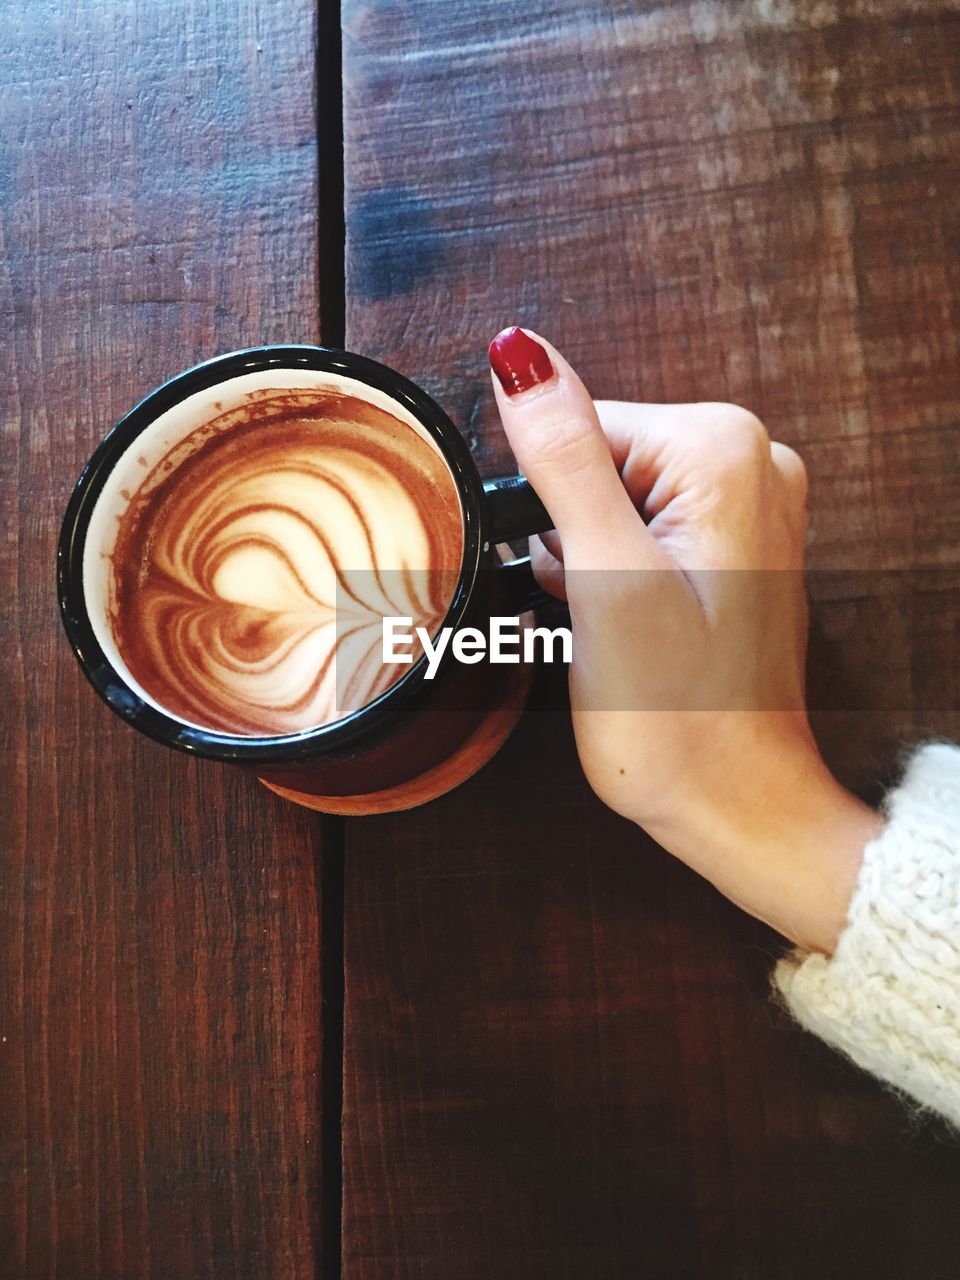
left=3, top=2, right=959, bottom=1276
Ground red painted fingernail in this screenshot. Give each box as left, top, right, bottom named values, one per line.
left=488, top=327, right=556, bottom=397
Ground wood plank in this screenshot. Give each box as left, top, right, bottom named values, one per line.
left=341, top=2, right=960, bottom=1275
left=0, top=3, right=325, bottom=1276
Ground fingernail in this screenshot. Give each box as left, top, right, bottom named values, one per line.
left=488, top=327, right=556, bottom=397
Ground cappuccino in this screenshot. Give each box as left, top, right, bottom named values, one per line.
left=108, top=386, right=463, bottom=735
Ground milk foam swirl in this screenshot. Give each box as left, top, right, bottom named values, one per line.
left=110, top=388, right=463, bottom=735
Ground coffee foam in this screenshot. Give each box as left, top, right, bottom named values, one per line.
left=83, top=368, right=465, bottom=737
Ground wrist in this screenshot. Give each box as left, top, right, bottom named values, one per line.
left=645, top=741, right=884, bottom=954
left=722, top=768, right=882, bottom=953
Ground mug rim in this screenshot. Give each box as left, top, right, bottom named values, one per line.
left=57, top=344, right=487, bottom=763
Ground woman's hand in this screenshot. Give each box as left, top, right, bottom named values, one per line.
left=489, top=326, right=883, bottom=954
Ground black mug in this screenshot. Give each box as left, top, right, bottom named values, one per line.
left=57, top=345, right=553, bottom=813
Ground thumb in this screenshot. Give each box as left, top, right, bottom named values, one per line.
left=488, top=327, right=654, bottom=566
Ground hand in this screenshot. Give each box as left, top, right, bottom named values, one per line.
left=489, top=326, right=883, bottom=953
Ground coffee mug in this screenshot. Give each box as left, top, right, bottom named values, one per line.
left=58, top=345, right=554, bottom=813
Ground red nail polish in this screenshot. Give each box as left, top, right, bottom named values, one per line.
left=488, top=327, right=555, bottom=397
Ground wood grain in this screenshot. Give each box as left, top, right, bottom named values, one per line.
left=0, top=3, right=325, bottom=1276
left=342, top=1, right=960, bottom=1276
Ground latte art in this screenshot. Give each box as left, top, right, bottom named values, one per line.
left=110, top=388, right=463, bottom=735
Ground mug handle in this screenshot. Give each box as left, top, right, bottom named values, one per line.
left=482, top=474, right=554, bottom=614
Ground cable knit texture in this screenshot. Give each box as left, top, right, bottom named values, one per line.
left=775, top=743, right=960, bottom=1127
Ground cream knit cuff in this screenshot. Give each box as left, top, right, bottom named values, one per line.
left=775, top=743, right=960, bottom=1127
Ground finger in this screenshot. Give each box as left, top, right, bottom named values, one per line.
left=771, top=441, right=808, bottom=506
left=591, top=399, right=650, bottom=471
left=489, top=328, right=672, bottom=571
left=538, top=528, right=564, bottom=562
left=530, top=534, right=567, bottom=602
left=598, top=399, right=809, bottom=518
left=593, top=399, right=774, bottom=522
left=770, top=443, right=809, bottom=566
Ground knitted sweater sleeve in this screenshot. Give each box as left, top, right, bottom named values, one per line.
left=774, top=743, right=960, bottom=1126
